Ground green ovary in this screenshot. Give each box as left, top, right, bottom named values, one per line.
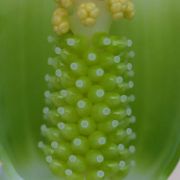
left=39, top=32, right=136, bottom=180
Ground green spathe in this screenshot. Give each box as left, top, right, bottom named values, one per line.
left=0, top=0, right=180, bottom=180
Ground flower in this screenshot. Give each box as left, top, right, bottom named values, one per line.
left=0, top=0, right=180, bottom=180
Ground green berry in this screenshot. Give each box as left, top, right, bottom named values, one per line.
left=40, top=32, right=135, bottom=180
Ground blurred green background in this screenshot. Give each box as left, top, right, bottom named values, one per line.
left=0, top=0, right=180, bottom=179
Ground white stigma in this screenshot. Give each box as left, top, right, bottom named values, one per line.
left=81, top=120, right=89, bottom=128
left=96, top=89, right=104, bottom=97
left=96, top=155, right=104, bottom=163
left=102, top=107, right=111, bottom=116
left=41, top=124, right=48, bottom=132
left=98, top=137, right=106, bottom=145
left=126, top=107, right=132, bottom=116
left=114, top=56, right=121, bottom=63
left=55, top=69, right=62, bottom=77
left=130, top=116, right=136, bottom=123
left=38, top=141, right=44, bottom=149
left=46, top=156, right=53, bottom=163
left=103, top=37, right=111, bottom=45
left=126, top=128, right=133, bottom=135
left=129, top=94, right=136, bottom=102
left=43, top=107, right=49, bottom=114
left=96, top=68, right=104, bottom=76
left=88, top=53, right=96, bottom=61
left=76, top=79, right=84, bottom=88
left=112, top=120, right=119, bottom=128
left=54, top=47, right=62, bottom=55
left=60, top=89, right=68, bottom=97
left=70, top=62, right=78, bottom=70
left=44, top=91, right=51, bottom=98
left=73, top=138, right=82, bottom=146
left=67, top=38, right=75, bottom=46
left=69, top=155, right=77, bottom=162
left=57, top=122, right=65, bottom=130
left=51, top=141, right=59, bottom=149
left=128, top=81, right=134, bottom=88
left=120, top=95, right=128, bottom=103
left=77, top=100, right=86, bottom=109
left=116, top=76, right=123, bottom=84
left=44, top=74, right=51, bottom=82
left=65, top=169, right=73, bottom=176
left=129, top=145, right=136, bottom=153
left=57, top=107, right=65, bottom=115
left=97, top=170, right=105, bottom=178
left=128, top=51, right=136, bottom=58
left=47, top=35, right=54, bottom=43
left=48, top=57, right=55, bottom=66
left=119, top=161, right=126, bottom=169
left=127, top=39, right=133, bottom=47
left=118, top=144, right=125, bottom=151
left=127, top=63, right=133, bottom=70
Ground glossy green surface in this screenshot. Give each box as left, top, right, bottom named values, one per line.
left=39, top=33, right=135, bottom=179
left=0, top=0, right=180, bottom=180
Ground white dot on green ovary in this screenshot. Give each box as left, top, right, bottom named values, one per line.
left=102, top=107, right=111, bottom=116
left=73, top=138, right=82, bottom=146
left=96, top=89, right=104, bottom=97
left=129, top=145, right=136, bottom=153
left=65, top=169, right=73, bottom=176
left=44, top=91, right=51, bottom=98
left=70, top=62, right=78, bottom=70
left=88, top=53, right=96, bottom=61
left=54, top=47, right=62, bottom=55
left=43, top=107, right=49, bottom=114
left=98, top=137, right=106, bottom=145
left=46, top=155, right=52, bottom=163
left=57, top=107, right=65, bottom=115
left=77, top=100, right=86, bottom=108
left=116, top=76, right=123, bottom=84
left=60, top=89, right=68, bottom=97
left=118, top=144, right=125, bottom=151
left=119, top=161, right=126, bottom=169
left=96, top=68, right=104, bottom=76
left=103, top=37, right=111, bottom=46
left=96, top=155, right=104, bottom=163
left=112, top=120, right=119, bottom=128
left=81, top=120, right=89, bottom=128
left=57, top=122, right=65, bottom=130
left=51, top=141, right=58, bottom=149
left=55, top=69, right=62, bottom=77
left=97, top=170, right=105, bottom=178
left=114, top=56, right=121, bottom=63
left=75, top=80, right=84, bottom=88
left=67, top=38, right=75, bottom=46
left=69, top=155, right=77, bottom=162
left=38, top=141, right=44, bottom=149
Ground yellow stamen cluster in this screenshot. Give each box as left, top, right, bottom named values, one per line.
left=52, top=8, right=70, bottom=35
left=77, top=2, right=100, bottom=26
left=52, top=0, right=135, bottom=36
left=108, top=0, right=135, bottom=20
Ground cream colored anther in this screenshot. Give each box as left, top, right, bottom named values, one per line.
left=61, top=0, right=74, bottom=8
left=124, top=1, right=135, bottom=19
left=77, top=2, right=100, bottom=26
left=52, top=8, right=70, bottom=35
left=108, top=0, right=135, bottom=20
